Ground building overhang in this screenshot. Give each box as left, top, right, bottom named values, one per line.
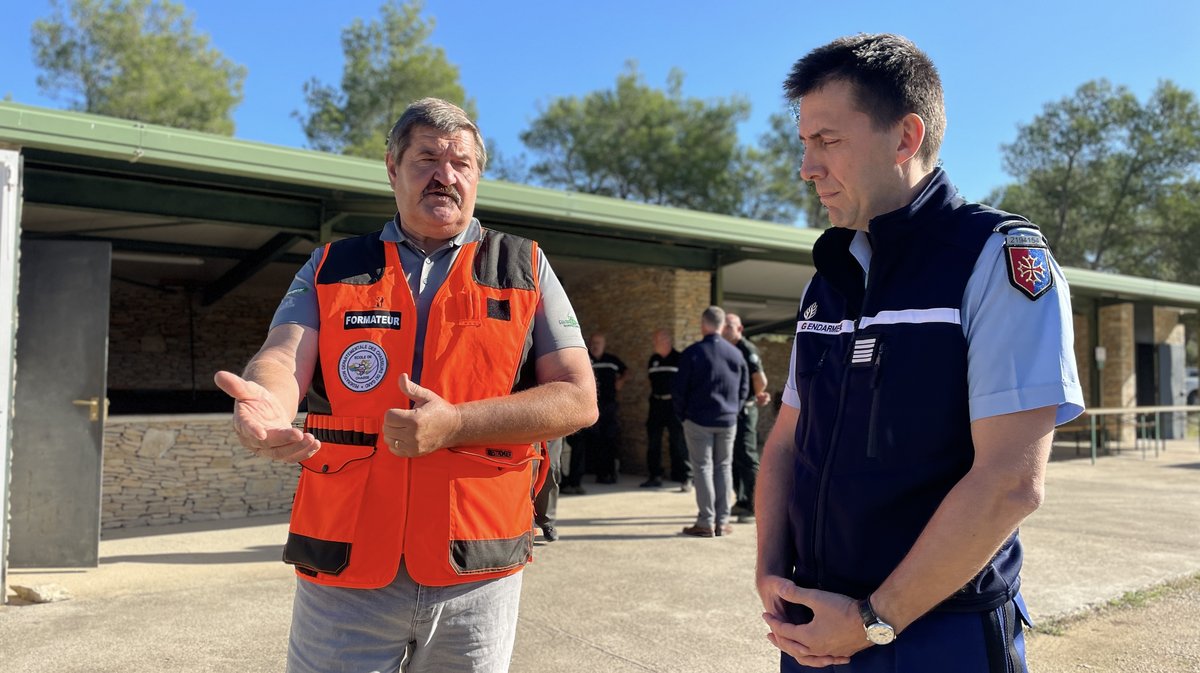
left=4, top=101, right=1200, bottom=326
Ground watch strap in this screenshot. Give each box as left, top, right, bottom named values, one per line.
left=858, top=596, right=879, bottom=627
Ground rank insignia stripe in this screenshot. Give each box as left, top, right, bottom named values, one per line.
left=1004, top=246, right=1055, bottom=300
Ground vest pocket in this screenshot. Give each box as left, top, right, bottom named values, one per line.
left=794, top=348, right=829, bottom=472
left=283, top=444, right=375, bottom=576
left=445, top=445, right=537, bottom=574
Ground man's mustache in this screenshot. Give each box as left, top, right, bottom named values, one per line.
left=422, top=182, right=462, bottom=206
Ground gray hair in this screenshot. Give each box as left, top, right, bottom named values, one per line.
left=701, top=305, right=726, bottom=330
left=386, top=97, right=487, bottom=172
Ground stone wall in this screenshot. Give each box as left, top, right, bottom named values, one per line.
left=102, top=415, right=298, bottom=529
left=562, top=264, right=711, bottom=474
left=107, top=277, right=284, bottom=393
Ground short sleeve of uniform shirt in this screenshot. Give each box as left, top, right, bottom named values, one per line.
left=739, top=340, right=764, bottom=376
left=782, top=229, right=1085, bottom=426
left=269, top=237, right=585, bottom=359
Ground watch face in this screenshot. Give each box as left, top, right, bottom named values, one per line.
left=866, top=623, right=895, bottom=645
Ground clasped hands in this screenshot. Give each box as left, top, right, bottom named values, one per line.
left=214, top=370, right=461, bottom=461
left=758, top=575, right=870, bottom=668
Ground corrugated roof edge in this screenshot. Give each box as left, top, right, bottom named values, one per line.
left=0, top=102, right=819, bottom=253
left=1064, top=267, right=1200, bottom=307
left=3, top=102, right=1200, bottom=308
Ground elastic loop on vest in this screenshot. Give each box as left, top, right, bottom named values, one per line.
left=304, top=413, right=381, bottom=448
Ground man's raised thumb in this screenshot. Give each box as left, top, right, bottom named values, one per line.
left=398, top=373, right=433, bottom=406
left=214, top=370, right=255, bottom=401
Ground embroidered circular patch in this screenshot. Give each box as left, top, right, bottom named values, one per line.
left=338, top=341, right=387, bottom=392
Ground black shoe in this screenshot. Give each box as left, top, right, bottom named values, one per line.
left=597, top=475, right=617, bottom=485
left=560, top=485, right=587, bottom=495
left=540, top=526, right=559, bottom=542
left=639, top=478, right=663, bottom=488
left=731, top=502, right=752, bottom=516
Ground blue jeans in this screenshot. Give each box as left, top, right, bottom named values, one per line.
left=287, top=562, right=523, bottom=673
left=682, top=419, right=736, bottom=527
left=781, top=593, right=1031, bottom=672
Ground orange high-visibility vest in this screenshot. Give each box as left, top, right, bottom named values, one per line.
left=282, top=227, right=545, bottom=588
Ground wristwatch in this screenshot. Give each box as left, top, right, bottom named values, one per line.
left=858, top=597, right=896, bottom=645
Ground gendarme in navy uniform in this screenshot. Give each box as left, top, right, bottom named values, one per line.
left=757, top=34, right=1084, bottom=673
left=777, top=172, right=1083, bottom=673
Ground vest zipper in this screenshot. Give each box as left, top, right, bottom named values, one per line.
left=866, top=343, right=886, bottom=459
left=811, top=335, right=856, bottom=590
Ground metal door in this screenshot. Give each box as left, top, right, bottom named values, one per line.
left=0, top=149, right=22, bottom=591
left=9, top=239, right=111, bottom=567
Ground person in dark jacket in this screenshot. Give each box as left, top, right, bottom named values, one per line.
left=673, top=306, right=748, bottom=538
left=756, top=34, right=1083, bottom=672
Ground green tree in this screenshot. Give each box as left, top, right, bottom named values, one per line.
left=994, top=80, right=1200, bottom=273
left=297, top=0, right=475, bottom=159
left=736, top=111, right=826, bottom=226
left=519, top=64, right=751, bottom=215
left=31, top=0, right=245, bottom=134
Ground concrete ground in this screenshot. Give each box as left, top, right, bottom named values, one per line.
left=2, top=440, right=1198, bottom=672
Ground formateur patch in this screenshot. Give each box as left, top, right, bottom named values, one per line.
left=338, top=341, right=387, bottom=392
left=1005, top=246, right=1054, bottom=300
left=344, top=310, right=402, bottom=330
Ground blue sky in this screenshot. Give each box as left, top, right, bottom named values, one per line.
left=3, top=0, right=1199, bottom=202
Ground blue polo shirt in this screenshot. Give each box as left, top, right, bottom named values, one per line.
left=271, top=217, right=585, bottom=384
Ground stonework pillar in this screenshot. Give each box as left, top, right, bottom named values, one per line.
left=1154, top=307, right=1185, bottom=347
left=562, top=264, right=712, bottom=475
left=1098, top=303, right=1135, bottom=442
left=1073, top=312, right=1090, bottom=408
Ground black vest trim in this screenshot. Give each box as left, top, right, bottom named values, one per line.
left=473, top=228, right=536, bottom=290
left=283, top=532, right=351, bottom=576
left=316, top=230, right=387, bottom=285
left=450, top=533, right=532, bottom=574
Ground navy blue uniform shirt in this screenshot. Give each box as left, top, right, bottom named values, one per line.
left=673, top=334, right=749, bottom=427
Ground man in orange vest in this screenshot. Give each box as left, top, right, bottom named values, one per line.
left=214, top=98, right=598, bottom=673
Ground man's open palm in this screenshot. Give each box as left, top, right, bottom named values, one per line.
left=214, top=370, right=319, bottom=462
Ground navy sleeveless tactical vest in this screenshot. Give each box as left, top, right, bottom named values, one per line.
left=790, top=169, right=1028, bottom=612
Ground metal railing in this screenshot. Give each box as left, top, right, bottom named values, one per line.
left=1069, top=405, right=1200, bottom=464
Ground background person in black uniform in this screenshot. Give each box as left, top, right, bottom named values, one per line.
left=641, top=328, right=689, bottom=490
left=573, top=332, right=627, bottom=486
left=721, top=313, right=770, bottom=522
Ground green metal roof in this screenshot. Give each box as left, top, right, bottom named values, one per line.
left=3, top=101, right=1199, bottom=309
left=0, top=102, right=818, bottom=262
